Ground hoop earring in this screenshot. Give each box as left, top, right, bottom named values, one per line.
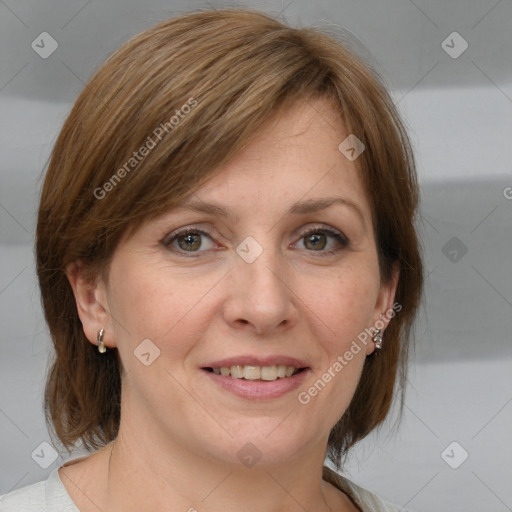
left=373, top=328, right=383, bottom=350
left=97, top=328, right=107, bottom=353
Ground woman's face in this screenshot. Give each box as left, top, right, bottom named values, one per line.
left=83, top=96, right=398, bottom=467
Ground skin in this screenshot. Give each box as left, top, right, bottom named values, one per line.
left=64, top=96, right=399, bottom=512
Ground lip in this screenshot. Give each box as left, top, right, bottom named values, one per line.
left=200, top=355, right=311, bottom=401
left=202, top=355, right=310, bottom=369
left=202, top=367, right=311, bottom=400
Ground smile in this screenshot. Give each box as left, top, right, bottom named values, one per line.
left=204, top=364, right=304, bottom=381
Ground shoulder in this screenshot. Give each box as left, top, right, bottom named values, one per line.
left=0, top=476, right=51, bottom=511
left=0, top=458, right=85, bottom=512
left=0, top=478, right=47, bottom=511
left=323, top=466, right=403, bottom=512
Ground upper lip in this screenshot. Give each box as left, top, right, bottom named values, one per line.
left=202, top=355, right=310, bottom=369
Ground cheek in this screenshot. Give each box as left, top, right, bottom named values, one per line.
left=296, top=269, right=375, bottom=423
left=107, top=256, right=220, bottom=357
left=297, top=261, right=380, bottom=352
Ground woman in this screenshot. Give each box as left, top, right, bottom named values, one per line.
left=0, top=8, right=423, bottom=511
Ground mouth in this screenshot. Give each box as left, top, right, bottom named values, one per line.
left=202, top=365, right=307, bottom=381
left=200, top=356, right=311, bottom=399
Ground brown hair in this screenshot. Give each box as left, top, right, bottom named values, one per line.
left=36, top=7, right=423, bottom=468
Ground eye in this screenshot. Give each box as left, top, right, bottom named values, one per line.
left=162, top=224, right=349, bottom=257
left=294, top=225, right=349, bottom=255
left=162, top=226, right=216, bottom=255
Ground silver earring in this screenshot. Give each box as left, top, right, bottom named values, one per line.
left=373, top=328, right=383, bottom=350
left=97, top=328, right=106, bottom=353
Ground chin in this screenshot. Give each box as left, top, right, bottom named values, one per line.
left=196, top=424, right=316, bottom=469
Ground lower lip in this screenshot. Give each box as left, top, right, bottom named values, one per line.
left=202, top=369, right=310, bottom=400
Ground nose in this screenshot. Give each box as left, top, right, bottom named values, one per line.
left=222, top=245, right=299, bottom=336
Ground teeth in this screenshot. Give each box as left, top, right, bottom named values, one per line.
left=231, top=365, right=244, bottom=378
left=261, top=366, right=277, bottom=381
left=243, top=365, right=260, bottom=380
left=210, top=364, right=300, bottom=381
left=276, top=365, right=287, bottom=378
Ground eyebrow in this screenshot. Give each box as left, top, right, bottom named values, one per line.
left=179, top=196, right=367, bottom=231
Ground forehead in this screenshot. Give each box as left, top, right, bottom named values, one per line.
left=186, top=97, right=371, bottom=221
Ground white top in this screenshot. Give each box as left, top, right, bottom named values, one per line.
left=0, top=455, right=402, bottom=511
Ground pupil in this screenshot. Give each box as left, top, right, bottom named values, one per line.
left=306, top=233, right=326, bottom=250
left=179, top=233, right=200, bottom=251
left=177, top=232, right=328, bottom=252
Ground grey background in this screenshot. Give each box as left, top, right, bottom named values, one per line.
left=1, top=1, right=511, bottom=511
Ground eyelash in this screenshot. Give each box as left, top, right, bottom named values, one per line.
left=162, top=224, right=349, bottom=258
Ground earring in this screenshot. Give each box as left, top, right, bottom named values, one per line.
left=373, top=328, right=383, bottom=350
left=97, top=328, right=106, bottom=353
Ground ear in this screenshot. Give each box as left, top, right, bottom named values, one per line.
left=65, top=259, right=114, bottom=350
left=366, top=262, right=400, bottom=355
